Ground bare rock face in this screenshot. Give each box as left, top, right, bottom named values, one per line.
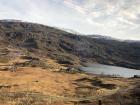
left=0, top=20, right=140, bottom=69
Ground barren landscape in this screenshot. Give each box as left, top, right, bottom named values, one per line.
left=0, top=60, right=139, bottom=105
left=0, top=21, right=139, bottom=105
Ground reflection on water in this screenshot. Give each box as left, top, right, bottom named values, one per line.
left=80, top=64, right=140, bottom=77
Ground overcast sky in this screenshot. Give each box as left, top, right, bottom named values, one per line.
left=0, top=0, right=140, bottom=40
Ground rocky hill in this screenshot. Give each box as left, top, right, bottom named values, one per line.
left=0, top=20, right=140, bottom=69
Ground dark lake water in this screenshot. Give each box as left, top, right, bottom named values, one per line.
left=80, top=64, right=140, bottom=77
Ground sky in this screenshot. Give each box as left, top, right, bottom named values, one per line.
left=0, top=0, right=140, bottom=40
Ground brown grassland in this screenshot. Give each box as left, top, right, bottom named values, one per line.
left=0, top=60, right=139, bottom=105
left=0, top=47, right=139, bottom=105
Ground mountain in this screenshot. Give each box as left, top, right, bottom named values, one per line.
left=87, top=35, right=114, bottom=39
left=0, top=20, right=140, bottom=69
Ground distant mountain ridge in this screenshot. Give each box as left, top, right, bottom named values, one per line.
left=87, top=35, right=114, bottom=40
left=0, top=19, right=22, bottom=22
left=0, top=20, right=140, bottom=69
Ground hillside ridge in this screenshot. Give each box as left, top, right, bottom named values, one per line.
left=0, top=20, right=140, bottom=69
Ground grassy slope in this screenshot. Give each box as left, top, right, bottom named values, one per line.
left=0, top=21, right=140, bottom=69
left=0, top=51, right=139, bottom=105
left=0, top=21, right=139, bottom=105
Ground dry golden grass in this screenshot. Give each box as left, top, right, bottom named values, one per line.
left=0, top=53, right=138, bottom=105
left=0, top=57, right=10, bottom=63
left=0, top=66, right=83, bottom=105
left=0, top=66, right=137, bottom=105
left=0, top=67, right=78, bottom=95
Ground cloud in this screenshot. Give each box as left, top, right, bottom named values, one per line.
left=62, top=0, right=140, bottom=40
left=63, top=0, right=86, bottom=14
left=0, top=0, right=139, bottom=40
left=63, top=0, right=140, bottom=22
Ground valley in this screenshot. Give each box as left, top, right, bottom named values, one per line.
left=0, top=21, right=139, bottom=105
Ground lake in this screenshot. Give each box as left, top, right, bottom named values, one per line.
left=80, top=64, right=140, bottom=77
